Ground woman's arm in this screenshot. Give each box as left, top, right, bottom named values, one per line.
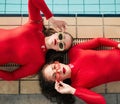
left=28, top=0, right=53, bottom=21
left=55, top=81, right=106, bottom=104
left=74, top=38, right=119, bottom=49
left=0, top=63, right=41, bottom=81
left=28, top=0, right=67, bottom=31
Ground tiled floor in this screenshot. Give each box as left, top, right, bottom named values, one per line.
left=0, top=94, right=119, bottom=104
left=0, top=16, right=120, bottom=104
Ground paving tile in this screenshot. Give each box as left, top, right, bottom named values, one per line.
left=21, top=74, right=39, bottom=80
left=0, top=94, right=50, bottom=104
left=104, top=26, right=120, bottom=38
left=67, top=26, right=76, bottom=38
left=107, top=82, right=120, bottom=93
left=104, top=17, right=120, bottom=25
left=0, top=94, right=119, bottom=104
left=91, top=84, right=105, bottom=93
left=77, top=26, right=103, bottom=38
left=0, top=17, right=21, bottom=25
left=62, top=17, right=76, bottom=25
left=77, top=17, right=102, bottom=25
left=0, top=26, right=19, bottom=29
left=75, top=97, right=86, bottom=104
left=0, top=81, right=19, bottom=94
left=117, top=94, right=120, bottom=104
left=20, top=81, right=41, bottom=94
left=103, top=94, right=117, bottom=104
left=21, top=17, right=28, bottom=25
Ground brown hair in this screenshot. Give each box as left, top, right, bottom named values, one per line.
left=39, top=64, right=75, bottom=104
left=42, top=25, right=57, bottom=37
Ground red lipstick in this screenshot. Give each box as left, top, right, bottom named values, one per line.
left=63, top=67, right=66, bottom=74
left=54, top=39, right=57, bottom=45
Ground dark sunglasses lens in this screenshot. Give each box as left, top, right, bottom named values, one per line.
left=59, top=43, right=64, bottom=49
left=58, top=33, right=63, bottom=40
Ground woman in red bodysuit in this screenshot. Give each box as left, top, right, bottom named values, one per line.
left=39, top=37, right=120, bottom=104
left=0, top=0, right=73, bottom=80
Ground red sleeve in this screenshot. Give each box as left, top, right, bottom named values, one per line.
left=0, top=63, right=41, bottom=81
left=74, top=88, right=106, bottom=104
left=28, top=0, right=53, bottom=21
left=74, top=38, right=118, bottom=49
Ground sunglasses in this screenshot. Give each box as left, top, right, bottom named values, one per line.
left=54, top=61, right=61, bottom=82
left=58, top=32, right=65, bottom=51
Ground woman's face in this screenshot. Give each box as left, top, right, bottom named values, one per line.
left=46, top=32, right=72, bottom=51
left=42, top=62, right=70, bottom=82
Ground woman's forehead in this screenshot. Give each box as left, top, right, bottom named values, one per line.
left=45, top=64, right=53, bottom=71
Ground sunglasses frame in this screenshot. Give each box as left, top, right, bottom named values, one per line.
left=54, top=61, right=61, bottom=82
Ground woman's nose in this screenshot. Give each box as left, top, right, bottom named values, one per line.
left=56, top=69, right=60, bottom=73
left=57, top=39, right=60, bottom=43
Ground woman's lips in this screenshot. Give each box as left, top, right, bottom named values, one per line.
left=54, top=39, right=57, bottom=45
left=63, top=67, right=66, bottom=74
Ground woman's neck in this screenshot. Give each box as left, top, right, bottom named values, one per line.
left=66, top=64, right=72, bottom=78
left=45, top=37, right=50, bottom=49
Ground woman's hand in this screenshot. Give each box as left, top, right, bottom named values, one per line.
left=55, top=81, right=76, bottom=94
left=48, top=16, right=67, bottom=32
left=117, top=43, right=120, bottom=49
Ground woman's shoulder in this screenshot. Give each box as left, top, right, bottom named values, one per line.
left=68, top=45, right=81, bottom=54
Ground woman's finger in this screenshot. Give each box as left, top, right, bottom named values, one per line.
left=59, top=81, right=65, bottom=85
left=55, top=81, right=60, bottom=89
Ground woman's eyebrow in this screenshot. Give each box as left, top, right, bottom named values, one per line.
left=52, top=73, right=56, bottom=78
left=51, top=64, right=55, bottom=69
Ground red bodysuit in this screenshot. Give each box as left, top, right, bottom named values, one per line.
left=0, top=0, right=53, bottom=80
left=68, top=38, right=120, bottom=104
